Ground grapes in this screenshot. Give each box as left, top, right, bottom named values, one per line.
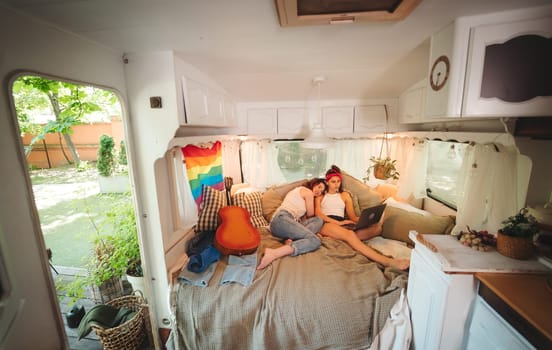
left=456, top=227, right=496, bottom=252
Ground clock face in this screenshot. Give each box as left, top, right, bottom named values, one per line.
left=429, top=55, right=450, bottom=91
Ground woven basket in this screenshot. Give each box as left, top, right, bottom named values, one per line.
left=496, top=231, right=534, bottom=260
left=91, top=292, right=146, bottom=350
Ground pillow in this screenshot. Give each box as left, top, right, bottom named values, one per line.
left=196, top=185, right=226, bottom=232
left=262, top=179, right=308, bottom=222
left=376, top=183, right=423, bottom=209
left=232, top=191, right=269, bottom=228
left=382, top=206, right=455, bottom=245
left=384, top=197, right=430, bottom=217
left=341, top=172, right=383, bottom=211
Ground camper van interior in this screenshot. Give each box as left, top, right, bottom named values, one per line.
left=1, top=0, right=551, bottom=349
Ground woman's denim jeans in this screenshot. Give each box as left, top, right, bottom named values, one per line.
left=269, top=210, right=323, bottom=256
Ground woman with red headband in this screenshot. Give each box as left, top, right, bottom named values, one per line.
left=315, top=165, right=409, bottom=270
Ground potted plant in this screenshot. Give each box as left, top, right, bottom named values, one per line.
left=496, top=208, right=539, bottom=259
left=367, top=156, right=400, bottom=180
left=97, top=134, right=130, bottom=193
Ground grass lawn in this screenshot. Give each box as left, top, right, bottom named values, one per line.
left=30, top=164, right=132, bottom=268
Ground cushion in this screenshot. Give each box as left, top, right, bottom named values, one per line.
left=262, top=179, right=308, bottom=222
left=384, top=197, right=430, bottom=217
left=196, top=185, right=226, bottom=232
left=381, top=206, right=455, bottom=245
left=341, top=172, right=383, bottom=211
left=232, top=192, right=269, bottom=228
left=376, top=183, right=423, bottom=209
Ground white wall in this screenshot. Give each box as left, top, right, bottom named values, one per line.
left=0, top=7, right=128, bottom=349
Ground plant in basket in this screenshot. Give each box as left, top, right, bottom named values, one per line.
left=497, top=208, right=539, bottom=259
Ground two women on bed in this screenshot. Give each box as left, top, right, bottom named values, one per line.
left=315, top=165, right=410, bottom=270
left=257, top=178, right=327, bottom=270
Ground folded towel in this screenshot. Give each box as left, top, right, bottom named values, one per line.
left=77, top=304, right=136, bottom=340
left=187, top=244, right=221, bottom=273
left=178, top=261, right=218, bottom=287
left=220, top=253, right=257, bottom=287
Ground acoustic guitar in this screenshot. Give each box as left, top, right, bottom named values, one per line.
left=214, top=177, right=261, bottom=256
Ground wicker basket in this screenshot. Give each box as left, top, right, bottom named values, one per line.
left=496, top=231, right=534, bottom=260
left=91, top=292, right=146, bottom=350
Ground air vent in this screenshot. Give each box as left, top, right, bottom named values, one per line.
left=275, top=0, right=422, bottom=27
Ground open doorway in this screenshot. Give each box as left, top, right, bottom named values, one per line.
left=10, top=74, right=149, bottom=349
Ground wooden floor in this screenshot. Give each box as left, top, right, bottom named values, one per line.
left=53, top=266, right=153, bottom=350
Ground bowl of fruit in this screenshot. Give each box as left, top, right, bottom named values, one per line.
left=456, top=226, right=497, bottom=252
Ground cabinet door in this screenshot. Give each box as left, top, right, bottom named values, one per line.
left=206, top=90, right=225, bottom=125
left=463, top=16, right=552, bottom=117
left=277, top=108, right=307, bottom=136
left=399, top=85, right=425, bottom=124
left=321, top=106, right=354, bottom=135
left=247, top=108, right=277, bottom=135
left=183, top=78, right=209, bottom=124
left=223, top=95, right=237, bottom=127
left=354, top=105, right=386, bottom=132
left=407, top=249, right=449, bottom=350
left=465, top=297, right=535, bottom=350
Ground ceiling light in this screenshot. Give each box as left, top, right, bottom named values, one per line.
left=302, top=77, right=333, bottom=149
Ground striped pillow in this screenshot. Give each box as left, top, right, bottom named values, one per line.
left=232, top=192, right=269, bottom=228
left=196, top=185, right=226, bottom=232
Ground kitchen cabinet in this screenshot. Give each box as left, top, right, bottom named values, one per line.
left=277, top=108, right=307, bottom=136
left=321, top=106, right=354, bottom=136
left=464, top=297, right=535, bottom=350
left=398, top=80, right=426, bottom=124
left=246, top=108, right=277, bottom=135
left=182, top=77, right=236, bottom=127
left=407, top=232, right=549, bottom=350
left=354, top=105, right=387, bottom=132
left=425, top=7, right=552, bottom=119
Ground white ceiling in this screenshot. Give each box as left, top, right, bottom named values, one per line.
left=2, top=0, right=550, bottom=101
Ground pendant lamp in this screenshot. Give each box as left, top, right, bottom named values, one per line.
left=302, top=76, right=333, bottom=149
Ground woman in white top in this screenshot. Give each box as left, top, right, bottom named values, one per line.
left=315, top=166, right=409, bottom=270
left=257, top=178, right=326, bottom=270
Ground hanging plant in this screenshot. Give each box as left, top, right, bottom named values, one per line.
left=365, top=105, right=400, bottom=181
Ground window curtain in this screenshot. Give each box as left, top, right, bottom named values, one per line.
left=240, top=140, right=286, bottom=190
left=453, top=142, right=531, bottom=235
left=326, top=139, right=374, bottom=180
left=396, top=137, right=428, bottom=199
left=221, top=139, right=242, bottom=184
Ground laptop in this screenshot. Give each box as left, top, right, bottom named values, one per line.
left=353, top=203, right=387, bottom=231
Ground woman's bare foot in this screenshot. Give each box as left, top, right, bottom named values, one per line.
left=256, top=244, right=294, bottom=270
left=284, top=239, right=293, bottom=245
left=388, top=258, right=410, bottom=270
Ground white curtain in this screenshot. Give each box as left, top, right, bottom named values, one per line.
left=327, top=139, right=374, bottom=180
left=221, top=139, right=242, bottom=184
left=240, top=140, right=286, bottom=190
left=453, top=142, right=531, bottom=234
left=396, top=137, right=428, bottom=199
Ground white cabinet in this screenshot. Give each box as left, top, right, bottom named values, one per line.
left=246, top=108, right=277, bottom=135
left=462, top=16, right=552, bottom=117
left=321, top=106, right=354, bottom=136
left=182, top=77, right=235, bottom=126
left=354, top=105, right=387, bottom=132
left=277, top=108, right=307, bottom=136
left=464, top=297, right=535, bottom=350
left=425, top=7, right=552, bottom=119
left=407, top=245, right=476, bottom=350
left=399, top=80, right=426, bottom=124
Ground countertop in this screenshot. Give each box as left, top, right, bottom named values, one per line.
left=476, top=272, right=552, bottom=348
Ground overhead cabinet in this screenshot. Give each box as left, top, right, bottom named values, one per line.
left=182, top=77, right=236, bottom=127
left=398, top=80, right=426, bottom=124
left=425, top=7, right=552, bottom=119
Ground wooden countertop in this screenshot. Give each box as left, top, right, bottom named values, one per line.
left=476, top=272, right=552, bottom=347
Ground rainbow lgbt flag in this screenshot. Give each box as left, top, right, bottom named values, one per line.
left=181, top=141, right=224, bottom=208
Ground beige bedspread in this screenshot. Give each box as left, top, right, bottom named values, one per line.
left=168, top=228, right=408, bottom=350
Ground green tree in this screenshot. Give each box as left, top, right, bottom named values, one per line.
left=12, top=76, right=117, bottom=165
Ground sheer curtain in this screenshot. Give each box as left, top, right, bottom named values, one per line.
left=221, top=139, right=242, bottom=183
left=240, top=139, right=286, bottom=190
left=326, top=139, right=373, bottom=179
left=396, top=137, right=428, bottom=199
left=453, top=142, right=531, bottom=234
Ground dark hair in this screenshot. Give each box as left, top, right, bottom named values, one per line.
left=306, top=178, right=326, bottom=192
left=325, top=165, right=343, bottom=192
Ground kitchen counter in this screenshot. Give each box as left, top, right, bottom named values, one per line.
left=476, top=272, right=552, bottom=349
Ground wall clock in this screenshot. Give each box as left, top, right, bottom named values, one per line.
left=429, top=55, right=450, bottom=91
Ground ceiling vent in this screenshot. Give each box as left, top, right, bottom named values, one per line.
left=275, top=0, right=422, bottom=27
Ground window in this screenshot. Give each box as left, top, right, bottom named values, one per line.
left=426, top=140, right=467, bottom=209
left=276, top=141, right=327, bottom=182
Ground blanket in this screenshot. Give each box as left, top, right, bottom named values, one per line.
left=168, top=228, right=408, bottom=350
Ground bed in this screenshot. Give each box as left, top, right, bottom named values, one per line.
left=165, top=174, right=455, bottom=350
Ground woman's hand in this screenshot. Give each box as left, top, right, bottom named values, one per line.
left=339, top=219, right=355, bottom=226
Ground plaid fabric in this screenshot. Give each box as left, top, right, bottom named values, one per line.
left=196, top=185, right=226, bottom=232
left=232, top=192, right=269, bottom=228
